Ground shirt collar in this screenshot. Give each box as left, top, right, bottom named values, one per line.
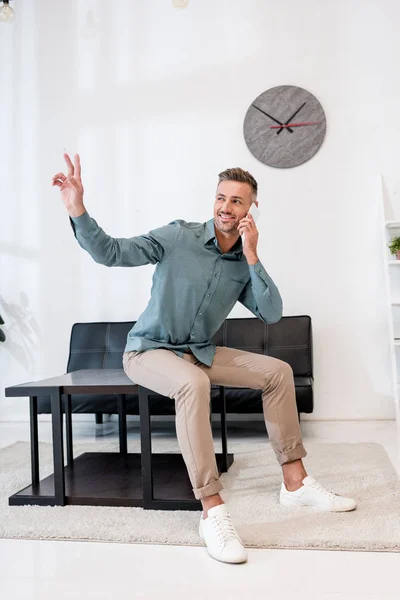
left=204, top=218, right=243, bottom=256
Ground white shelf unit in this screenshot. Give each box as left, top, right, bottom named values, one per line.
left=382, top=189, right=400, bottom=428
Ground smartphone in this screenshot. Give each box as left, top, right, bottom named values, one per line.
left=248, top=203, right=260, bottom=223
left=242, top=203, right=260, bottom=242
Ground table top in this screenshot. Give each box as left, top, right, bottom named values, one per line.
left=5, top=369, right=138, bottom=397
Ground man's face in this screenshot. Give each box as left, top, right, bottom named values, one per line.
left=214, top=180, right=254, bottom=235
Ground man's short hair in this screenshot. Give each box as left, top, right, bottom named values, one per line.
left=217, top=167, right=258, bottom=202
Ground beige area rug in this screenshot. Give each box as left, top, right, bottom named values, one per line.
left=0, top=438, right=399, bottom=552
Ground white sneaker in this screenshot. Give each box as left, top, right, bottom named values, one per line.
left=199, top=504, right=248, bottom=564
left=279, top=475, right=357, bottom=512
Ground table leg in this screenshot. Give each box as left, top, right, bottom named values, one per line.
left=219, top=386, right=228, bottom=473
left=118, top=394, right=127, bottom=454
left=29, top=396, right=39, bottom=487
left=64, top=394, right=73, bottom=466
left=50, top=387, right=65, bottom=505
left=138, top=386, right=153, bottom=506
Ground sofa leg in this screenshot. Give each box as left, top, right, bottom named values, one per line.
left=95, top=413, right=103, bottom=425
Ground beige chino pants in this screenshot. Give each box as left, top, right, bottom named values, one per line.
left=122, top=346, right=307, bottom=500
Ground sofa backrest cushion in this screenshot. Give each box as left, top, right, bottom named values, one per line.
left=67, top=316, right=312, bottom=377
left=224, top=316, right=312, bottom=377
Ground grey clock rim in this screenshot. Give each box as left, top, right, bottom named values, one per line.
left=249, top=141, right=327, bottom=169
left=243, top=85, right=327, bottom=168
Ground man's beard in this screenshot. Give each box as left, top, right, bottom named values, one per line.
left=217, top=214, right=238, bottom=232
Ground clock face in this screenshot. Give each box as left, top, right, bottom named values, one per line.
left=243, top=85, right=326, bottom=168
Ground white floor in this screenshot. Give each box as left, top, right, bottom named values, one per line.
left=0, top=418, right=399, bottom=600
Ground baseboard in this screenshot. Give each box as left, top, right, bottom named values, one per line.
left=0, top=415, right=397, bottom=424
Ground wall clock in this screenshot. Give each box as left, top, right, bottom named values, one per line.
left=243, top=85, right=326, bottom=168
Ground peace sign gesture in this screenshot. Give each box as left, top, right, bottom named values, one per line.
left=52, top=153, right=85, bottom=217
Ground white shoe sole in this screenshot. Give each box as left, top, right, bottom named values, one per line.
left=198, top=524, right=248, bottom=564
left=280, top=496, right=357, bottom=512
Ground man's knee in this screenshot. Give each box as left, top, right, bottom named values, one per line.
left=264, top=358, right=293, bottom=388
left=178, top=370, right=211, bottom=399
left=277, top=359, right=293, bottom=377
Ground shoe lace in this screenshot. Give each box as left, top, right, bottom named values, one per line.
left=309, top=480, right=337, bottom=499
left=210, top=514, right=239, bottom=544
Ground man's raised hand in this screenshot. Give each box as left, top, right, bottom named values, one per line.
left=52, top=153, right=85, bottom=217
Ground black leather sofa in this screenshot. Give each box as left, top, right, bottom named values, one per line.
left=37, top=316, right=313, bottom=421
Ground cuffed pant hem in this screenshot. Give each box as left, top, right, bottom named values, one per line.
left=276, top=443, right=308, bottom=466
left=193, top=478, right=223, bottom=500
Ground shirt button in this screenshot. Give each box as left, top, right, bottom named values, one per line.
left=199, top=313, right=202, bottom=316
left=192, top=331, right=196, bottom=336
left=215, top=273, right=219, bottom=278
left=207, top=294, right=210, bottom=298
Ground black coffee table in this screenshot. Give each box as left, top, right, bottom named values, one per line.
left=5, top=369, right=234, bottom=510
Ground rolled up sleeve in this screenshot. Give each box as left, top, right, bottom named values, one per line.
left=238, top=260, right=283, bottom=324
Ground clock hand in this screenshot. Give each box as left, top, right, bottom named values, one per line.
left=270, top=121, right=321, bottom=129
left=276, top=101, right=306, bottom=135
left=251, top=104, right=294, bottom=133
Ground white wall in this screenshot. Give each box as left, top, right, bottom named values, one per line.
left=1, top=0, right=399, bottom=421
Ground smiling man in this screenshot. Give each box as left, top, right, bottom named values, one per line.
left=53, top=156, right=357, bottom=565
left=214, top=176, right=259, bottom=258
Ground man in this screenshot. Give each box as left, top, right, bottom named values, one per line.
left=52, top=153, right=356, bottom=565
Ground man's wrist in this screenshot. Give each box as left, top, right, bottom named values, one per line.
left=68, top=205, right=86, bottom=218
left=246, top=254, right=259, bottom=265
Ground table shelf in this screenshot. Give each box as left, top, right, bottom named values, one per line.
left=9, top=451, right=233, bottom=510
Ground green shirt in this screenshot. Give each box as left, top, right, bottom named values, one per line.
left=70, top=211, right=283, bottom=366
